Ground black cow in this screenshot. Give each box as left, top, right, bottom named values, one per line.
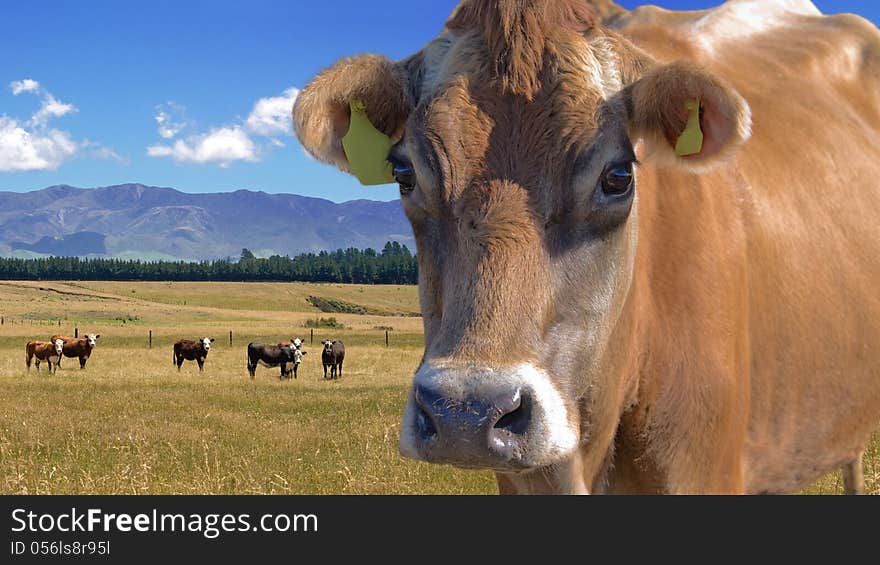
left=247, top=342, right=300, bottom=380
left=173, top=337, right=214, bottom=372
left=321, top=340, right=345, bottom=380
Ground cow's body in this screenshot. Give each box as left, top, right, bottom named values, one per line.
left=173, top=338, right=214, bottom=372
left=321, top=340, right=345, bottom=380
left=294, top=0, right=880, bottom=494
left=578, top=0, right=880, bottom=495
left=26, top=339, right=64, bottom=374
left=247, top=343, right=299, bottom=379
left=51, top=334, right=99, bottom=369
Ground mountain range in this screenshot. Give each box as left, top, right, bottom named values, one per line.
left=0, top=184, right=414, bottom=261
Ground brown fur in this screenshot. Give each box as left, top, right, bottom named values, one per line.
left=173, top=338, right=213, bottom=373
left=446, top=0, right=598, bottom=99
left=588, top=0, right=628, bottom=24
left=51, top=334, right=98, bottom=369
left=293, top=0, right=880, bottom=494
left=26, top=341, right=62, bottom=374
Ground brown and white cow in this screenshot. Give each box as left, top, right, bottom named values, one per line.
left=26, top=339, right=64, bottom=374
left=293, top=0, right=880, bottom=494
left=173, top=337, right=214, bottom=372
left=51, top=334, right=100, bottom=369
left=277, top=337, right=306, bottom=351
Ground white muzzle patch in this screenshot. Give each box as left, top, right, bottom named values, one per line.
left=399, top=362, right=578, bottom=468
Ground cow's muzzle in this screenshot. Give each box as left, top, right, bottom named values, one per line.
left=399, top=363, right=578, bottom=471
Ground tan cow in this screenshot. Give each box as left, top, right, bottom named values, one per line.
left=293, top=0, right=880, bottom=494
left=26, top=339, right=64, bottom=374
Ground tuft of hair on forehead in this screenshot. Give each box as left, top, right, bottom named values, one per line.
left=447, top=0, right=598, bottom=99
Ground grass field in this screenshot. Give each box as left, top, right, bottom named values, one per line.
left=0, top=280, right=876, bottom=494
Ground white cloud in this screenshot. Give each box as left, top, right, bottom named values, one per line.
left=31, top=94, right=77, bottom=127
left=147, top=126, right=258, bottom=167
left=154, top=101, right=190, bottom=139
left=147, top=86, right=300, bottom=168
left=10, top=79, right=40, bottom=95
left=9, top=79, right=77, bottom=127
left=146, top=145, right=173, bottom=158
left=0, top=116, right=77, bottom=172
left=0, top=78, right=121, bottom=172
left=245, top=87, right=299, bottom=137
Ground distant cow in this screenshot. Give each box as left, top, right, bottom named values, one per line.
left=247, top=342, right=299, bottom=380
left=277, top=337, right=305, bottom=350
left=321, top=340, right=344, bottom=380
left=51, top=334, right=100, bottom=369
left=277, top=338, right=307, bottom=376
left=26, top=339, right=64, bottom=374
left=173, top=337, right=214, bottom=372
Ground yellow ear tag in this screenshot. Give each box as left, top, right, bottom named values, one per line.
left=674, top=99, right=704, bottom=157
left=341, top=99, right=395, bottom=185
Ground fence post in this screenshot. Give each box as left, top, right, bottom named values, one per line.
left=149, top=330, right=152, bottom=349
left=386, top=330, right=389, bottom=347
left=229, top=330, right=233, bottom=347
left=310, top=328, right=314, bottom=344
left=75, top=327, right=78, bottom=338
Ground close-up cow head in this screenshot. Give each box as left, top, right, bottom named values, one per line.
left=53, top=339, right=64, bottom=356
left=202, top=337, right=215, bottom=351
left=86, top=334, right=101, bottom=347
left=294, top=0, right=751, bottom=485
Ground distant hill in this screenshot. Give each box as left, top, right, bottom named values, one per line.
left=11, top=231, right=106, bottom=256
left=0, top=184, right=413, bottom=260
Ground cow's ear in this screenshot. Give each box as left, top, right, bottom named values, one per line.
left=210, top=338, right=215, bottom=342
left=293, top=54, right=412, bottom=178
left=624, top=61, right=751, bottom=171
left=95, top=335, right=101, bottom=339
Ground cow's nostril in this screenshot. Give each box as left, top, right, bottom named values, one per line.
left=416, top=404, right=437, bottom=440
left=493, top=391, right=531, bottom=436
left=413, top=384, right=440, bottom=441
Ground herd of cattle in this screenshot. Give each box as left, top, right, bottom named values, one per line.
left=24, top=334, right=346, bottom=380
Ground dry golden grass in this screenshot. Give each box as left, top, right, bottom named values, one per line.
left=0, top=281, right=495, bottom=494
left=0, top=281, right=876, bottom=494
left=70, top=281, right=422, bottom=316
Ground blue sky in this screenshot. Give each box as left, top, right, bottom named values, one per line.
left=1, top=1, right=876, bottom=202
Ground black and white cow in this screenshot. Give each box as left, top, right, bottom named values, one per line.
left=247, top=342, right=300, bottom=380
left=321, top=340, right=345, bottom=380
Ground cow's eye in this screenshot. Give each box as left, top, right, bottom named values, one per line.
left=389, top=156, right=416, bottom=194
left=601, top=163, right=634, bottom=196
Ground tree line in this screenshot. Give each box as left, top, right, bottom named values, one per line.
left=0, top=241, right=418, bottom=284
